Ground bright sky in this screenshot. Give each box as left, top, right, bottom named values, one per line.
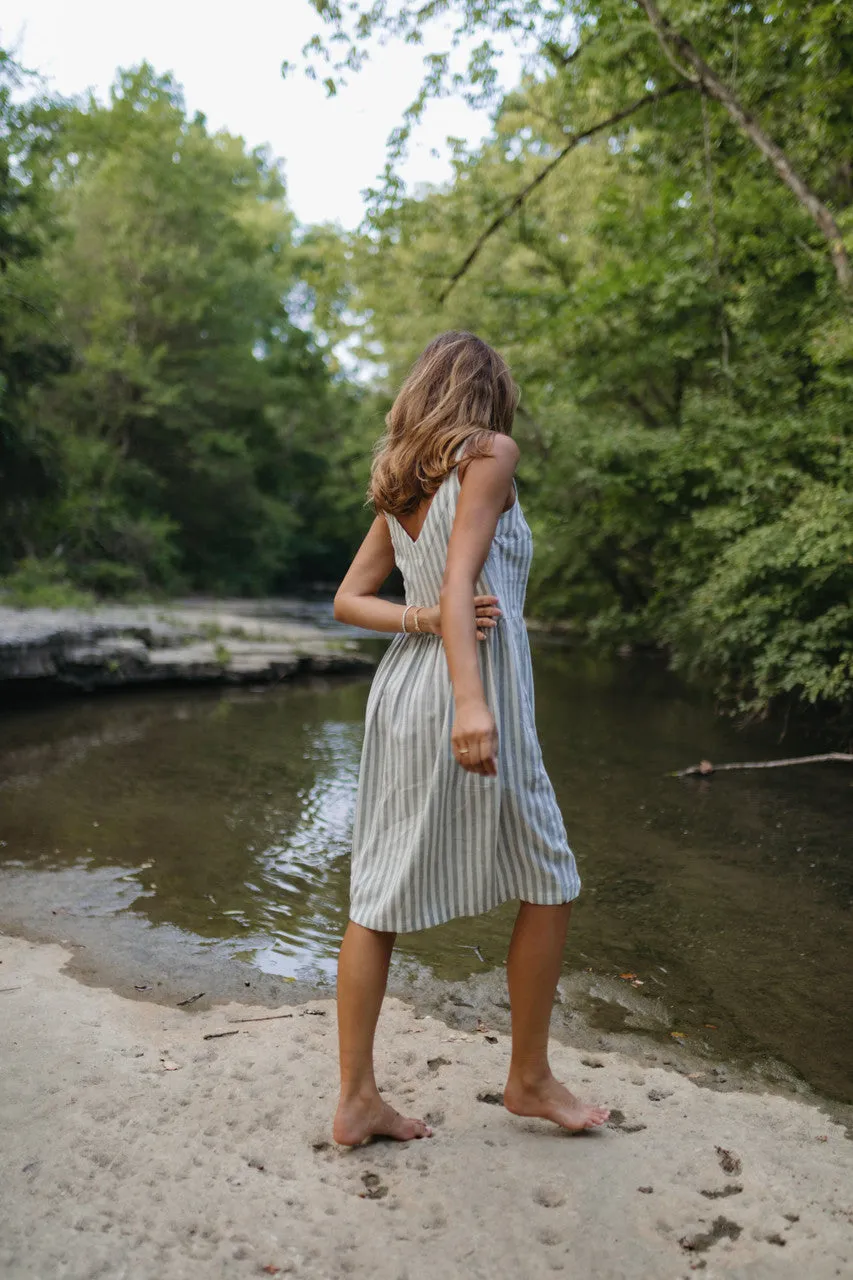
left=2, top=0, right=524, bottom=229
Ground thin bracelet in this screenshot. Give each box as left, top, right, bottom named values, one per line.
left=401, top=604, right=415, bottom=633
left=413, top=607, right=422, bottom=633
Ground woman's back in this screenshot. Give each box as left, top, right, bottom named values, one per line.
left=383, top=447, right=530, bottom=624
left=349, top=452, right=580, bottom=933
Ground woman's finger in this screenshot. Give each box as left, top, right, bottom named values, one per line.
left=457, top=738, right=498, bottom=775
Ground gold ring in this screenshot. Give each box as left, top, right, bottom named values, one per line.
left=458, top=748, right=470, bottom=754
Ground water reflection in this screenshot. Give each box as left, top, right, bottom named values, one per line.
left=1, top=649, right=851, bottom=1100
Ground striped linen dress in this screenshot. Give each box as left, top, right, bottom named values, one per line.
left=349, top=447, right=581, bottom=933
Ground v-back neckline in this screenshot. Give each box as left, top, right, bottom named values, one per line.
left=388, top=461, right=519, bottom=549
left=390, top=472, right=451, bottom=548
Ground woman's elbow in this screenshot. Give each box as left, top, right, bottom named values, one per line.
left=333, top=591, right=349, bottom=623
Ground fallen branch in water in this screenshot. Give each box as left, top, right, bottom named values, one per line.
left=671, top=752, right=853, bottom=778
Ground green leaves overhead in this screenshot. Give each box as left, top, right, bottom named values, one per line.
left=0, top=57, right=366, bottom=598
left=300, top=1, right=853, bottom=716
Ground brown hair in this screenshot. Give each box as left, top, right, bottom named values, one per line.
left=368, top=331, right=519, bottom=516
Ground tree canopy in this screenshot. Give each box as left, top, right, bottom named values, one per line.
left=3, top=3, right=853, bottom=720
left=0, top=56, right=370, bottom=600
left=295, top=0, right=853, bottom=718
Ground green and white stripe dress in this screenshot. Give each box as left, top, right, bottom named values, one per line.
left=349, top=447, right=581, bottom=933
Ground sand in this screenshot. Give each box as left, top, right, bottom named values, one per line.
left=2, top=934, right=851, bottom=1280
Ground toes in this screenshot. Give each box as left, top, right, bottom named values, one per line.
left=385, top=1108, right=432, bottom=1141
left=400, top=1117, right=432, bottom=1140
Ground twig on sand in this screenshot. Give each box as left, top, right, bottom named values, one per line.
left=0, top=986, right=22, bottom=993
left=671, top=752, right=852, bottom=778
left=176, top=992, right=205, bottom=1007
left=226, top=1012, right=294, bottom=1025
left=460, top=944, right=486, bottom=963
left=203, top=1030, right=240, bottom=1041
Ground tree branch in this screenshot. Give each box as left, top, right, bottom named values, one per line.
left=543, top=34, right=597, bottom=70
left=637, top=0, right=852, bottom=294
left=671, top=752, right=853, bottom=778
left=439, top=83, right=691, bottom=304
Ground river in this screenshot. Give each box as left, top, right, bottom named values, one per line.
left=1, top=622, right=851, bottom=1103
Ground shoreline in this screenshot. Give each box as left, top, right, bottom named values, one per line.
left=1, top=870, right=851, bottom=1131
left=0, top=600, right=374, bottom=693
left=2, top=932, right=852, bottom=1279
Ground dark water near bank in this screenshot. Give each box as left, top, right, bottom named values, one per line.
left=1, top=639, right=851, bottom=1102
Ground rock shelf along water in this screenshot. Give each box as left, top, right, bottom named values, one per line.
left=0, top=601, right=374, bottom=693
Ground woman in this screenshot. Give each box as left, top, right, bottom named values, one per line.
left=332, top=331, right=609, bottom=1144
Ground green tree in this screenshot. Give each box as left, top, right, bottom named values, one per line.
left=297, top=1, right=853, bottom=716
left=0, top=50, right=71, bottom=576
left=2, top=61, right=369, bottom=598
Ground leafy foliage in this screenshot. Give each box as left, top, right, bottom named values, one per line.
left=301, top=0, right=853, bottom=716
left=0, top=58, right=369, bottom=599
left=4, top=6, right=853, bottom=719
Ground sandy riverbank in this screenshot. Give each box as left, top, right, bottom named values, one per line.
left=2, top=934, right=851, bottom=1280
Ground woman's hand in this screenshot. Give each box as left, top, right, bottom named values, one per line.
left=452, top=699, right=498, bottom=776
left=419, top=595, right=500, bottom=640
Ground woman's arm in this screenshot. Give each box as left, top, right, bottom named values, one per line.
left=440, top=434, right=520, bottom=776
left=333, top=516, right=410, bottom=634
left=334, top=513, right=503, bottom=639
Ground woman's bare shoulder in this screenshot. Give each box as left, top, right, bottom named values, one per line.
left=488, top=433, right=520, bottom=466
left=458, top=432, right=519, bottom=478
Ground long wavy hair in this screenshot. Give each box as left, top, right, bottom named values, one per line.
left=368, top=331, right=519, bottom=516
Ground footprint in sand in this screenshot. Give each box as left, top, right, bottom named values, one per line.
left=533, top=1186, right=566, bottom=1209
left=679, top=1216, right=742, bottom=1253
left=359, top=1171, right=389, bottom=1201
left=476, top=1090, right=504, bottom=1106
left=715, top=1145, right=742, bottom=1175
left=420, top=1203, right=447, bottom=1231
left=606, top=1109, right=647, bottom=1134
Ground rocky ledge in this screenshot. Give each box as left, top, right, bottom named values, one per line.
left=0, top=602, right=374, bottom=693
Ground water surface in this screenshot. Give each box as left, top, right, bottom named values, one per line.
left=1, top=641, right=851, bottom=1101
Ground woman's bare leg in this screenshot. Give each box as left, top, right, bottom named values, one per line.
left=503, top=902, right=610, bottom=1131
left=333, top=921, right=432, bottom=1145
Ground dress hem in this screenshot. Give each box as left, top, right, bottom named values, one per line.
left=349, top=882, right=582, bottom=935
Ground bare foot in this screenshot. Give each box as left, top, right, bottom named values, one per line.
left=503, top=1074, right=610, bottom=1133
left=333, top=1094, right=433, bottom=1146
